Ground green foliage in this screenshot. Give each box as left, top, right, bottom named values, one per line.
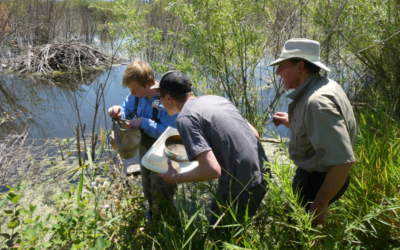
left=2, top=0, right=400, bottom=249
left=108, top=0, right=286, bottom=135
left=305, top=0, right=400, bottom=116
left=0, top=174, right=145, bottom=249
left=133, top=107, right=400, bottom=249
left=341, top=107, right=400, bottom=243
left=0, top=126, right=146, bottom=250
left=106, top=0, right=149, bottom=55
left=145, top=183, right=209, bottom=250
left=165, top=0, right=277, bottom=133
left=0, top=183, right=112, bottom=249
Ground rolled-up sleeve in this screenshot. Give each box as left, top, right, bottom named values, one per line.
left=120, top=94, right=136, bottom=120
left=305, top=103, right=355, bottom=171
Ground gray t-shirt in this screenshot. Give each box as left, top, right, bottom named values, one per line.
left=176, top=95, right=269, bottom=195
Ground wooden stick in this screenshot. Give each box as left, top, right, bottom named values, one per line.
left=259, top=138, right=281, bottom=144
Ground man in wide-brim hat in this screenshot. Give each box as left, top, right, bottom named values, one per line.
left=271, top=38, right=356, bottom=225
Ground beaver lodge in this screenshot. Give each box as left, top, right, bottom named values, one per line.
left=11, top=40, right=125, bottom=75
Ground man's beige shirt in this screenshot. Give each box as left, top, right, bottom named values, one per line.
left=287, top=73, right=356, bottom=173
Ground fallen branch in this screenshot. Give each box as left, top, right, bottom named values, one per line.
left=259, top=138, right=281, bottom=144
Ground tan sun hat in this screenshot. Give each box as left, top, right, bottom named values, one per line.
left=268, top=38, right=330, bottom=72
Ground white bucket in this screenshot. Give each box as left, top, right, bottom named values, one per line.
left=141, top=127, right=199, bottom=173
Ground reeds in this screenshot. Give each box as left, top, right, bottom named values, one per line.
left=141, top=108, right=400, bottom=249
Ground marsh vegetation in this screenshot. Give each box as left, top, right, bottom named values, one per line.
left=1, top=0, right=400, bottom=249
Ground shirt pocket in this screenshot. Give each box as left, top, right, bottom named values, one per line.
left=294, top=124, right=308, bottom=157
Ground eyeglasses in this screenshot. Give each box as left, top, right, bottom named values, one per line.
left=155, top=93, right=168, bottom=101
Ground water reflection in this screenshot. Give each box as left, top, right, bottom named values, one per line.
left=0, top=66, right=130, bottom=140
left=0, top=74, right=43, bottom=135
left=0, top=63, right=292, bottom=143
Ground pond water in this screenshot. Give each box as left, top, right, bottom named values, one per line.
left=0, top=65, right=290, bottom=138
left=0, top=62, right=292, bottom=186
left=0, top=60, right=292, bottom=194
left=0, top=65, right=142, bottom=194
left=0, top=66, right=128, bottom=139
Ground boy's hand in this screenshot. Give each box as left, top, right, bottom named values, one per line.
left=129, top=117, right=143, bottom=129
left=108, top=106, right=121, bottom=118
left=159, top=159, right=180, bottom=185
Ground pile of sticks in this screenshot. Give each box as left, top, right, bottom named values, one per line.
left=11, top=40, right=124, bottom=74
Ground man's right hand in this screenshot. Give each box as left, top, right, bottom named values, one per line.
left=108, top=106, right=121, bottom=118
left=273, top=112, right=290, bottom=128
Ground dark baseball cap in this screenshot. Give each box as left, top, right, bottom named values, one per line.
left=150, top=70, right=192, bottom=93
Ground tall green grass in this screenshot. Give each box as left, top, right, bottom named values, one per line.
left=143, top=108, right=400, bottom=249
left=2, top=108, right=398, bottom=249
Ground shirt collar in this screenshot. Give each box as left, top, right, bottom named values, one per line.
left=286, top=73, right=321, bottom=100
left=146, top=95, right=157, bottom=101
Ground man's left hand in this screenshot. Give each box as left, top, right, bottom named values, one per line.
left=309, top=202, right=329, bottom=225
left=129, top=117, right=143, bottom=129
left=158, top=159, right=180, bottom=185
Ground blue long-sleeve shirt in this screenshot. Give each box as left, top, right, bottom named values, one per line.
left=120, top=94, right=178, bottom=138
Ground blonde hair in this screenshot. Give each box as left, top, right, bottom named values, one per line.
left=122, top=59, right=155, bottom=88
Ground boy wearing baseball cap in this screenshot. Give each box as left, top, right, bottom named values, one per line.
left=152, top=70, right=269, bottom=235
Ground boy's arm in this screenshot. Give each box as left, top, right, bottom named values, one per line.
left=247, top=122, right=259, bottom=140
left=120, top=94, right=136, bottom=119
left=140, top=106, right=178, bottom=138
left=159, top=150, right=221, bottom=184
